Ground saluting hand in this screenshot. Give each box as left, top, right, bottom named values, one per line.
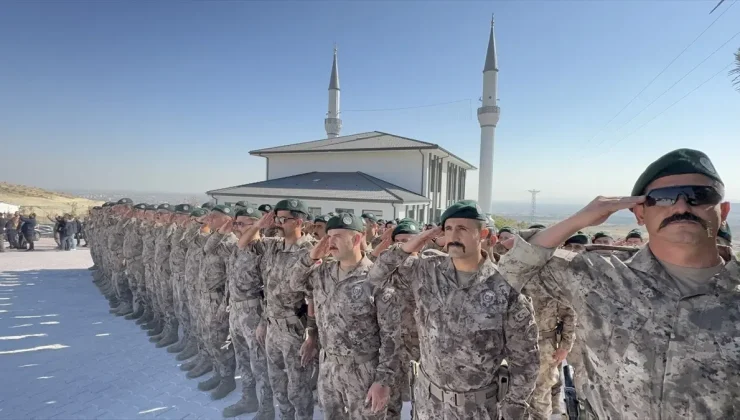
left=310, top=236, right=331, bottom=260
left=257, top=212, right=275, bottom=229
left=218, top=219, right=233, bottom=235
left=401, top=226, right=442, bottom=254
left=572, top=196, right=646, bottom=228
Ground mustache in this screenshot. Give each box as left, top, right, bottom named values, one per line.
left=659, top=212, right=707, bottom=230
left=447, top=242, right=465, bottom=251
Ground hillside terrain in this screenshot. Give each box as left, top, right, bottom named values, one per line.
left=0, top=182, right=104, bottom=220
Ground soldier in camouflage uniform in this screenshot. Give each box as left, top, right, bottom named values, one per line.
left=368, top=200, right=540, bottom=420
left=139, top=205, right=161, bottom=330
left=258, top=204, right=282, bottom=238
left=289, top=214, right=402, bottom=420
left=95, top=203, right=119, bottom=307
left=221, top=206, right=275, bottom=419
left=122, top=203, right=147, bottom=320
left=238, top=198, right=316, bottom=420
left=150, top=204, right=181, bottom=347
left=498, top=148, right=740, bottom=419
left=166, top=204, right=194, bottom=353
left=361, top=212, right=381, bottom=249
left=109, top=198, right=135, bottom=316
left=194, top=205, right=237, bottom=400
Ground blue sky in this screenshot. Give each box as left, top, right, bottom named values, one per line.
left=1, top=1, right=738, bottom=204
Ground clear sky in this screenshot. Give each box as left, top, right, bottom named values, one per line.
left=1, top=1, right=738, bottom=204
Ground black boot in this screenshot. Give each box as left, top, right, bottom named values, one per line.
left=180, top=354, right=203, bottom=371
left=155, top=325, right=179, bottom=348
left=210, top=375, right=236, bottom=400
left=176, top=342, right=198, bottom=361
left=186, top=359, right=213, bottom=379
left=222, top=387, right=259, bottom=417
left=198, top=373, right=223, bottom=391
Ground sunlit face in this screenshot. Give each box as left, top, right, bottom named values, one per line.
left=364, top=221, right=377, bottom=236
left=275, top=210, right=302, bottom=236
left=634, top=174, right=729, bottom=245
left=313, top=222, right=327, bottom=239
left=625, top=237, right=643, bottom=246
left=444, top=218, right=487, bottom=259
left=232, top=215, right=255, bottom=237
left=563, top=243, right=586, bottom=253
left=393, top=233, right=415, bottom=243
left=327, top=229, right=361, bottom=260
left=593, top=236, right=614, bottom=245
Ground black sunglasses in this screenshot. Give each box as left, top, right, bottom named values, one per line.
left=644, top=185, right=723, bottom=208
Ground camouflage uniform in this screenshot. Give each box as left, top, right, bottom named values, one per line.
left=154, top=223, right=177, bottom=331
left=226, top=241, right=273, bottom=411
left=141, top=223, right=158, bottom=318
left=108, top=216, right=132, bottom=307
left=499, top=231, right=740, bottom=419
left=246, top=235, right=315, bottom=420
left=170, top=224, right=191, bottom=338
left=184, top=228, right=208, bottom=356
left=199, top=232, right=236, bottom=379
left=289, top=253, right=403, bottom=420
left=521, top=280, right=576, bottom=420
left=122, top=218, right=145, bottom=311
left=368, top=245, right=540, bottom=420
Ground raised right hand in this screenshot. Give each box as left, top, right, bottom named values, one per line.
left=310, top=236, right=330, bottom=260
left=401, top=226, right=442, bottom=254
left=257, top=212, right=275, bottom=229
left=571, top=196, right=646, bottom=228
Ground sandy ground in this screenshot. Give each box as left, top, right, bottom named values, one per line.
left=0, top=239, right=419, bottom=419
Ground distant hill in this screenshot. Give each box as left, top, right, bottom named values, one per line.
left=0, top=182, right=104, bottom=220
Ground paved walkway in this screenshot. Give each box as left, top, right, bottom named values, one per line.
left=0, top=240, right=346, bottom=419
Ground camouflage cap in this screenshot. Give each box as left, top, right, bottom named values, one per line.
left=133, top=203, right=148, bottom=210
left=326, top=213, right=364, bottom=233
left=593, top=231, right=612, bottom=240
left=632, top=148, right=723, bottom=196
left=361, top=212, right=378, bottom=223
left=258, top=204, right=273, bottom=213
left=718, top=221, right=732, bottom=244
left=626, top=229, right=643, bottom=240
left=392, top=219, right=420, bottom=241
left=274, top=198, right=308, bottom=215
left=157, top=203, right=173, bottom=212
left=211, top=205, right=233, bottom=216
left=235, top=206, right=262, bottom=219
left=564, top=231, right=589, bottom=246
left=174, top=204, right=192, bottom=214
left=190, top=208, right=208, bottom=218
left=117, top=198, right=133, bottom=205
left=440, top=200, right=486, bottom=226
left=201, top=202, right=214, bottom=210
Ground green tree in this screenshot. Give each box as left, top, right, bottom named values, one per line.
left=491, top=214, right=528, bottom=230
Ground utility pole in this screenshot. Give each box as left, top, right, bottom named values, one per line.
left=528, top=189, right=540, bottom=224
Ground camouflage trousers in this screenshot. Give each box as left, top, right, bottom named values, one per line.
left=400, top=331, right=420, bottom=402
left=185, top=273, right=205, bottom=348
left=144, top=262, right=160, bottom=315
left=172, top=272, right=191, bottom=335
left=202, top=289, right=235, bottom=377
left=157, top=268, right=175, bottom=321
left=318, top=351, right=401, bottom=420
left=125, top=258, right=145, bottom=307
left=412, top=368, right=499, bottom=420
left=551, top=363, right=563, bottom=414
left=265, top=318, right=315, bottom=420
left=112, top=259, right=133, bottom=303
left=229, top=299, right=272, bottom=400
left=529, top=340, right=559, bottom=420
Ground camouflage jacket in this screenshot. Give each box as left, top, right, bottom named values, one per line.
left=226, top=241, right=263, bottom=303
left=184, top=227, right=208, bottom=290
left=521, top=280, right=576, bottom=351
left=246, top=235, right=315, bottom=320
left=290, top=253, right=402, bottom=387
left=498, top=232, right=740, bottom=420
left=153, top=223, right=176, bottom=275
left=141, top=222, right=157, bottom=266
left=169, top=225, right=188, bottom=275
left=199, top=232, right=236, bottom=291
left=122, top=218, right=143, bottom=260
left=107, top=218, right=126, bottom=263
left=368, top=245, right=539, bottom=417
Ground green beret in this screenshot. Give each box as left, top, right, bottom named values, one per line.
left=146, top=204, right=157, bottom=211
left=157, top=203, right=173, bottom=212
left=632, top=148, right=723, bottom=196
left=117, top=198, right=133, bottom=205
left=626, top=229, right=643, bottom=240
left=102, top=202, right=115, bottom=208
left=498, top=226, right=516, bottom=235
left=133, top=203, right=148, bottom=210
left=235, top=206, right=262, bottom=219
left=235, top=201, right=249, bottom=208
left=718, top=221, right=732, bottom=243
left=392, top=220, right=420, bottom=241
left=529, top=224, right=546, bottom=229
left=326, top=213, right=364, bottom=233
left=305, top=214, right=315, bottom=222
left=201, top=202, right=214, bottom=210
left=190, top=208, right=208, bottom=218
left=313, top=215, right=330, bottom=223
left=593, top=231, right=612, bottom=240
left=564, top=231, right=589, bottom=246
left=274, top=198, right=308, bottom=215
left=92, top=206, right=102, bottom=210
left=211, top=205, right=233, bottom=216
left=174, top=204, right=193, bottom=214
left=361, top=213, right=379, bottom=223
left=440, top=200, right=486, bottom=226
left=258, top=204, right=273, bottom=213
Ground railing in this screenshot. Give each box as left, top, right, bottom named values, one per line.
left=477, top=106, right=500, bottom=115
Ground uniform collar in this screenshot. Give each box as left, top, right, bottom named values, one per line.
left=438, top=250, right=497, bottom=288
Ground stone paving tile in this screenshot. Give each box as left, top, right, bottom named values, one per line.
left=0, top=241, right=412, bottom=420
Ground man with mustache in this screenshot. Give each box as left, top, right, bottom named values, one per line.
left=238, top=198, right=317, bottom=420
left=368, top=200, right=539, bottom=420
left=289, top=213, right=403, bottom=419
left=499, top=148, right=740, bottom=419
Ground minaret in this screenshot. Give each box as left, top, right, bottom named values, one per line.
left=477, top=16, right=501, bottom=214
left=325, top=46, right=342, bottom=138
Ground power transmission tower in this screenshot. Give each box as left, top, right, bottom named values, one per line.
left=528, top=189, right=541, bottom=224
